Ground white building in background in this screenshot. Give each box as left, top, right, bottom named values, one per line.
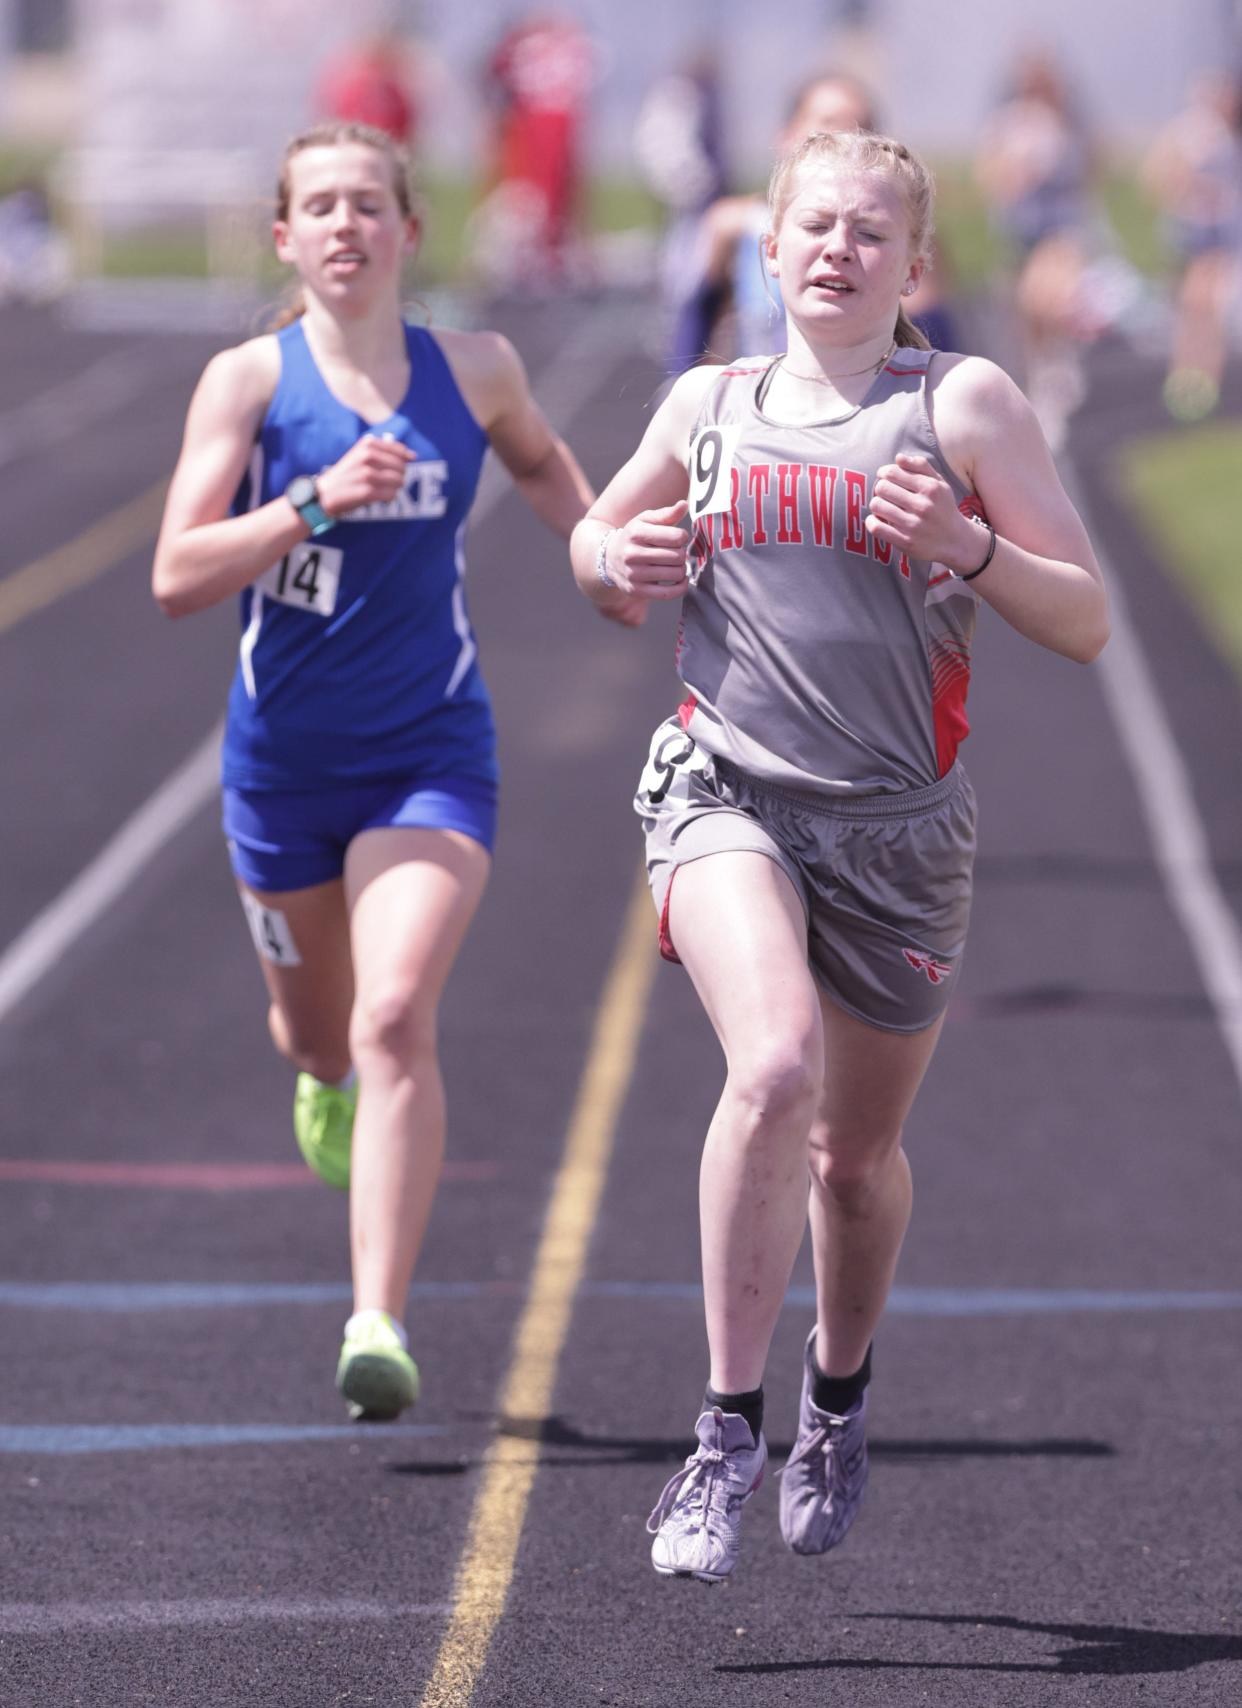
left=0, top=0, right=73, bottom=141
left=0, top=0, right=1238, bottom=172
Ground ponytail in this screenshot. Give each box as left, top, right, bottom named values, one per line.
left=260, top=282, right=434, bottom=337
left=894, top=302, right=930, bottom=350
left=265, top=288, right=307, bottom=331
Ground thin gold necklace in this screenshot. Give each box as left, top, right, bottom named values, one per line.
left=779, top=340, right=896, bottom=384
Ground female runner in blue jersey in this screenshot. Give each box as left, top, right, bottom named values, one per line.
left=571, top=128, right=1109, bottom=1583
left=153, top=121, right=638, bottom=1422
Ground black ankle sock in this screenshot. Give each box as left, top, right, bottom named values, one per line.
left=810, top=1343, right=872, bottom=1415
left=703, top=1383, right=764, bottom=1443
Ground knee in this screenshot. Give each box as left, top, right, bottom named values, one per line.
left=727, top=1046, right=819, bottom=1136
left=267, top=1005, right=350, bottom=1083
left=349, top=982, right=435, bottom=1072
left=807, top=1121, right=904, bottom=1214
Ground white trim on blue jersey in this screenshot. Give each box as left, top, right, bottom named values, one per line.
left=239, top=441, right=266, bottom=702
left=443, top=520, right=477, bottom=700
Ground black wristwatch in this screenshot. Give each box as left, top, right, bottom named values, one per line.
left=285, top=474, right=334, bottom=537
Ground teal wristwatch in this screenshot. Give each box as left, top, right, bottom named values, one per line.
left=285, top=474, right=334, bottom=537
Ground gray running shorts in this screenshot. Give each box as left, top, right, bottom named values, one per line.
left=634, top=716, right=977, bottom=1033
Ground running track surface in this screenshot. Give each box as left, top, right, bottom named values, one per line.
left=0, top=294, right=1239, bottom=1707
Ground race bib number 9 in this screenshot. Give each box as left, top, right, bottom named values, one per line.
left=257, top=542, right=343, bottom=617
left=637, top=722, right=710, bottom=808
left=687, top=425, right=742, bottom=521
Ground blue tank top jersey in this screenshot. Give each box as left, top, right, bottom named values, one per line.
left=221, top=319, right=495, bottom=792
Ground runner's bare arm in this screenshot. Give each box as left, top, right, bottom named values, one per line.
left=569, top=365, right=718, bottom=608
left=444, top=330, right=595, bottom=538
left=152, top=339, right=413, bottom=618
left=153, top=341, right=290, bottom=617
left=437, top=328, right=651, bottom=625
left=1141, top=120, right=1193, bottom=207
left=879, top=355, right=1110, bottom=664
left=700, top=196, right=754, bottom=288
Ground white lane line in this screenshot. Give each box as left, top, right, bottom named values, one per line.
left=0, top=726, right=222, bottom=1027
left=0, top=349, right=152, bottom=470
left=1065, top=462, right=1242, bottom=1098
left=0, top=1422, right=444, bottom=1454
left=0, top=1599, right=453, bottom=1635
left=4, top=1280, right=1239, bottom=1316
left=0, top=302, right=632, bottom=1025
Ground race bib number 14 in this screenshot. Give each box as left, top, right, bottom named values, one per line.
left=687, top=425, right=742, bottom=521
left=257, top=541, right=344, bottom=617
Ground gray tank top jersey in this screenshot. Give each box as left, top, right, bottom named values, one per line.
left=677, top=346, right=982, bottom=796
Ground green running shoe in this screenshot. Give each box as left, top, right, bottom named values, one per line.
left=293, top=1072, right=355, bottom=1191
left=336, top=1310, right=420, bottom=1421
left=1163, top=367, right=1219, bottom=423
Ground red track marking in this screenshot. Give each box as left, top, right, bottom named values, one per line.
left=0, top=1159, right=498, bottom=1189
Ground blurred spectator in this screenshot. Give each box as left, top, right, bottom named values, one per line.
left=471, top=9, right=595, bottom=290
left=976, top=50, right=1093, bottom=255
left=0, top=181, right=70, bottom=304
left=316, top=29, right=422, bottom=149
left=975, top=49, right=1106, bottom=441
left=634, top=50, right=729, bottom=312
left=1143, top=71, right=1242, bottom=420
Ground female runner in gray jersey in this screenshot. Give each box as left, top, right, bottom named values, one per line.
left=570, top=128, right=1109, bottom=1584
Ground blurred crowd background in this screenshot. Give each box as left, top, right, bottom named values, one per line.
left=0, top=0, right=1240, bottom=441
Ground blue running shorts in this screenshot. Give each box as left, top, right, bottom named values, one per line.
left=223, top=773, right=498, bottom=893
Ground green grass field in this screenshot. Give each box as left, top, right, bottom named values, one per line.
left=0, top=141, right=59, bottom=196
left=36, top=172, right=663, bottom=286
left=0, top=135, right=1170, bottom=293
left=1117, top=422, right=1242, bottom=681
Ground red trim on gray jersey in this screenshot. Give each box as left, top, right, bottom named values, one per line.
left=931, top=639, right=972, bottom=776
left=885, top=352, right=933, bottom=376
left=658, top=870, right=683, bottom=964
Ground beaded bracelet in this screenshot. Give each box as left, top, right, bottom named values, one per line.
left=595, top=527, right=617, bottom=589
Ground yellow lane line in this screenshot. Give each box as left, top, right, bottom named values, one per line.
left=419, top=868, right=658, bottom=1708
left=0, top=479, right=168, bottom=638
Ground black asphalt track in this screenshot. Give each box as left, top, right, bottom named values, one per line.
left=0, top=293, right=1239, bottom=1707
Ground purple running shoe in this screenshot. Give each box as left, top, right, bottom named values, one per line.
left=647, top=1407, right=767, bottom=1583
left=778, top=1330, right=869, bottom=1555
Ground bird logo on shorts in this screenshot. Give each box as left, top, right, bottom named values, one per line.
left=902, top=948, right=954, bottom=985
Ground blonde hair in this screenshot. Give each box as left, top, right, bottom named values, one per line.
left=766, top=130, right=935, bottom=350
left=268, top=122, right=418, bottom=330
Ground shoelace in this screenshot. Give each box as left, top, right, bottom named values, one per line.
left=646, top=1446, right=735, bottom=1536
left=777, top=1413, right=856, bottom=1484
